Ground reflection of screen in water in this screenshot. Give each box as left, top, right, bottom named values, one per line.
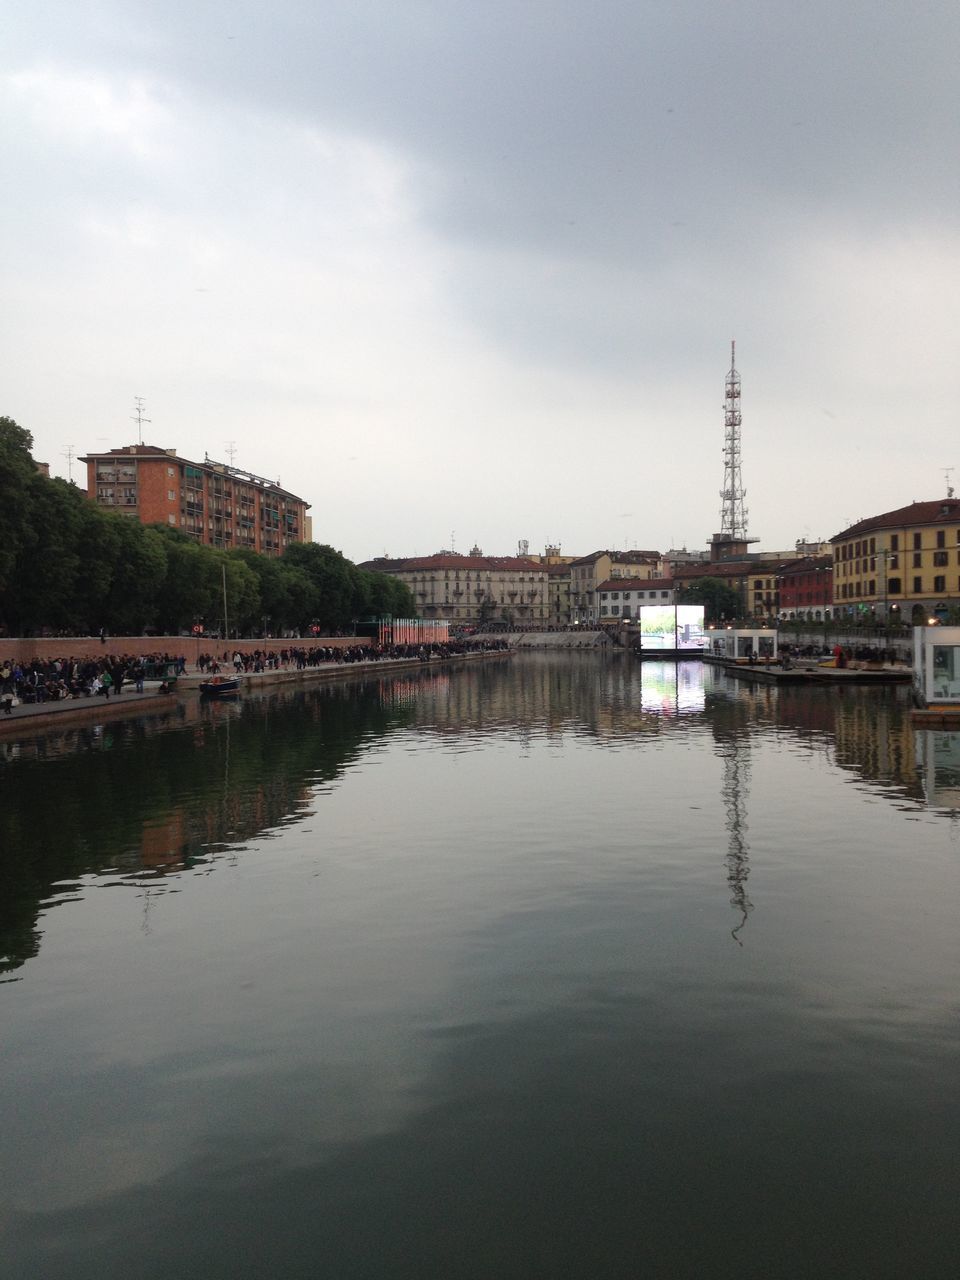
left=640, top=661, right=706, bottom=714
left=637, top=604, right=705, bottom=649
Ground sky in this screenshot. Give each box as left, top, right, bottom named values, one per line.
left=3, top=1, right=958, bottom=563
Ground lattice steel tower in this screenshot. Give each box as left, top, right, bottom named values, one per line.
left=719, top=340, right=748, bottom=538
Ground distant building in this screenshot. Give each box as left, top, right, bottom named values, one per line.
left=79, top=444, right=310, bottom=557
left=569, top=551, right=665, bottom=624
left=671, top=557, right=797, bottom=622
left=831, top=498, right=960, bottom=624
left=597, top=578, right=675, bottom=621
left=778, top=556, right=833, bottom=621
left=358, top=553, right=549, bottom=626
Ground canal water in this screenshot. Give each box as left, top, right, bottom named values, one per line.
left=2, top=654, right=960, bottom=1278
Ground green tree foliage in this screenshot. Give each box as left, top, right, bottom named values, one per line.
left=0, top=417, right=38, bottom=596
left=0, top=417, right=414, bottom=636
left=677, top=578, right=744, bottom=624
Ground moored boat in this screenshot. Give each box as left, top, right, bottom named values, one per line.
left=199, top=675, right=242, bottom=698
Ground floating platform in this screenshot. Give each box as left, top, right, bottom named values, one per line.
left=911, top=706, right=960, bottom=726
left=706, top=657, right=912, bottom=685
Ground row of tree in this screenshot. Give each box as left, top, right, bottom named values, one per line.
left=0, top=416, right=414, bottom=636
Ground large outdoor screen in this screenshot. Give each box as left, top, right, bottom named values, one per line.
left=636, top=604, right=706, bottom=650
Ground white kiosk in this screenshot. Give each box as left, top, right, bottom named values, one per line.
left=914, top=626, right=960, bottom=705
left=708, top=628, right=778, bottom=662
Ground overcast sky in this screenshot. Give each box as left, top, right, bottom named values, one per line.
left=3, top=1, right=958, bottom=562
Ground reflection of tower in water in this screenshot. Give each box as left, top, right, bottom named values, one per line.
left=718, top=734, right=753, bottom=944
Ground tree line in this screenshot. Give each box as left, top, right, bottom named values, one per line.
left=0, top=416, right=414, bottom=637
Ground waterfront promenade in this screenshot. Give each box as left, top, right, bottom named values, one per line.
left=0, top=644, right=511, bottom=736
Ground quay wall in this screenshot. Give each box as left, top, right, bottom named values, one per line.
left=511, top=631, right=610, bottom=649
left=0, top=635, right=368, bottom=663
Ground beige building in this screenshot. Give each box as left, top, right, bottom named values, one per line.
left=832, top=498, right=960, bottom=624
left=359, top=553, right=549, bottom=626
left=570, top=551, right=665, bottom=624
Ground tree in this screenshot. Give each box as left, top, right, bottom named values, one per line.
left=0, top=416, right=38, bottom=608
left=677, top=578, right=744, bottom=624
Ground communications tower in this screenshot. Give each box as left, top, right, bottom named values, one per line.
left=720, top=341, right=747, bottom=537
left=710, top=341, right=757, bottom=562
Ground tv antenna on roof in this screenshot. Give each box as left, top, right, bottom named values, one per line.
left=131, top=396, right=151, bottom=445
left=944, top=466, right=955, bottom=499
left=226, top=440, right=238, bottom=466
left=62, top=444, right=75, bottom=482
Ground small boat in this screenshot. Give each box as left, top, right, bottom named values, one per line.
left=199, top=675, right=242, bottom=698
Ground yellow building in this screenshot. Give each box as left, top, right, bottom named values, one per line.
left=831, top=499, right=960, bottom=624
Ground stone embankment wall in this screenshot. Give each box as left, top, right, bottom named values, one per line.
left=511, top=631, right=610, bottom=649
left=0, top=636, right=368, bottom=663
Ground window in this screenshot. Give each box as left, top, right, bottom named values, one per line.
left=870, top=537, right=876, bottom=553
left=660, top=591, right=668, bottom=598
left=913, top=576, right=923, bottom=593
left=937, top=530, right=946, bottom=548
left=891, top=534, right=899, bottom=551
left=934, top=576, right=946, bottom=592
left=888, top=578, right=901, bottom=594
left=167, top=514, right=176, bottom=525
left=934, top=551, right=948, bottom=566
left=868, top=580, right=876, bottom=595
left=889, top=554, right=898, bottom=569
left=167, top=489, right=175, bottom=501
left=914, top=532, right=922, bottom=549
left=913, top=553, right=922, bottom=568
left=611, top=606, right=619, bottom=615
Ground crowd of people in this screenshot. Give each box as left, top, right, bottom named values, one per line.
left=0, top=653, right=186, bottom=712
left=0, top=639, right=511, bottom=714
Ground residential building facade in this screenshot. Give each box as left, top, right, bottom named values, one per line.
left=358, top=553, right=549, bottom=626
left=596, top=578, right=675, bottom=621
left=670, top=558, right=793, bottom=622
left=80, top=444, right=310, bottom=557
left=778, top=555, right=834, bottom=621
left=831, top=498, right=960, bottom=623
left=570, top=551, right=665, bottom=623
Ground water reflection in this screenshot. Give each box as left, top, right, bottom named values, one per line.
left=0, top=656, right=934, bottom=982
left=4, top=655, right=960, bottom=1280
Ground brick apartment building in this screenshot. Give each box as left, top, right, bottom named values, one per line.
left=80, top=444, right=311, bottom=557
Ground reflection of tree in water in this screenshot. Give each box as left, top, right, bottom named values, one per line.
left=0, top=682, right=415, bottom=979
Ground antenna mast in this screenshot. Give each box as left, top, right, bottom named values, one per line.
left=719, top=341, right=748, bottom=538
left=131, top=397, right=151, bottom=446
left=62, top=444, right=75, bottom=482
left=945, top=466, right=955, bottom=499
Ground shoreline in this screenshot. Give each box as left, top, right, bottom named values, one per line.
left=0, top=649, right=511, bottom=741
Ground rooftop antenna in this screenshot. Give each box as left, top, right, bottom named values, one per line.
left=450, top=530, right=456, bottom=553
left=62, top=444, right=75, bottom=482
left=945, top=466, right=955, bottom=499
left=226, top=440, right=238, bottom=466
left=131, top=396, right=151, bottom=446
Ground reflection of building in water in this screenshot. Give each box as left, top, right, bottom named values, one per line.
left=831, top=694, right=923, bottom=804
left=916, top=730, right=960, bottom=810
